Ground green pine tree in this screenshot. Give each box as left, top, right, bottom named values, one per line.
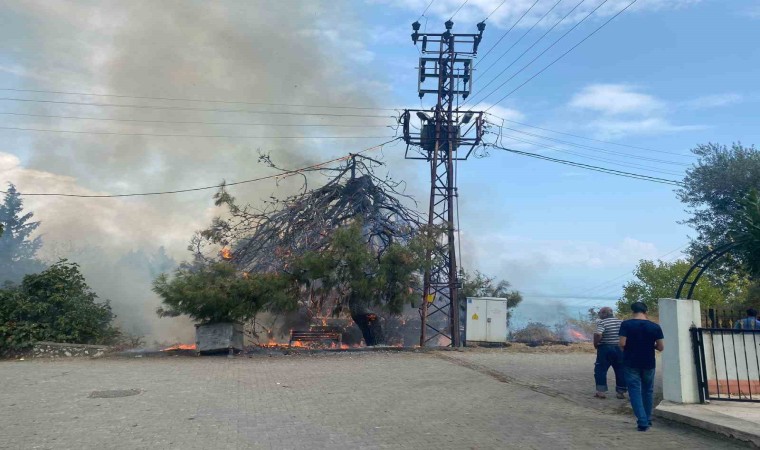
left=0, top=184, right=45, bottom=284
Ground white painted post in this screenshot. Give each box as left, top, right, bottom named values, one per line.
left=659, top=298, right=701, bottom=403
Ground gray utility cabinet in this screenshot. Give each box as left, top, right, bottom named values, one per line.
left=195, top=322, right=244, bottom=353
left=465, top=297, right=509, bottom=343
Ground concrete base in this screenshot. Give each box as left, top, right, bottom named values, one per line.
left=656, top=400, right=760, bottom=447
left=195, top=322, right=244, bottom=353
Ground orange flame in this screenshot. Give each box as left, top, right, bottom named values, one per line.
left=569, top=330, right=584, bottom=339
left=220, top=247, right=232, bottom=260
left=161, top=343, right=197, bottom=351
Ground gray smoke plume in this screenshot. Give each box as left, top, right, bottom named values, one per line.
left=0, top=0, right=401, bottom=342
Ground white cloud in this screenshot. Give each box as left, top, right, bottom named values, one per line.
left=684, top=93, right=743, bottom=109
left=569, top=84, right=664, bottom=116
left=480, top=104, right=525, bottom=122
left=565, top=83, right=705, bottom=138
left=587, top=117, right=704, bottom=139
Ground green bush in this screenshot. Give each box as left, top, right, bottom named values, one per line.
left=0, top=260, right=118, bottom=353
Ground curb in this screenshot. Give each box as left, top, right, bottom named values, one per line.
left=655, top=401, right=760, bottom=448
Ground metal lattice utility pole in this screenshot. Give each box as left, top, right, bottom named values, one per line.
left=402, top=20, right=486, bottom=347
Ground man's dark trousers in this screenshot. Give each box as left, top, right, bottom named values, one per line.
left=594, top=344, right=626, bottom=393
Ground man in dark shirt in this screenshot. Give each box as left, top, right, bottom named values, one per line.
left=619, top=301, right=664, bottom=432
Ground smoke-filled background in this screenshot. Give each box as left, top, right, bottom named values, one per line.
left=0, top=0, right=413, bottom=343
left=0, top=0, right=704, bottom=342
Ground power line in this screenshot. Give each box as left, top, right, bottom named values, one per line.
left=498, top=133, right=684, bottom=176
left=489, top=143, right=684, bottom=186
left=497, top=125, right=691, bottom=166
left=476, top=0, right=543, bottom=66
left=418, top=0, right=437, bottom=20
left=485, top=0, right=639, bottom=109
left=483, top=0, right=508, bottom=21
left=0, top=125, right=393, bottom=140
left=559, top=243, right=690, bottom=306
left=485, top=113, right=694, bottom=157
left=474, top=0, right=611, bottom=109
left=450, top=0, right=470, bottom=20
left=0, top=111, right=392, bottom=128
left=481, top=0, right=588, bottom=103
left=580, top=244, right=688, bottom=296
left=0, top=87, right=398, bottom=112
left=474, top=0, right=573, bottom=93
left=0, top=138, right=401, bottom=198
left=0, top=97, right=392, bottom=118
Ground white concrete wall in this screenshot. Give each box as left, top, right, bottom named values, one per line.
left=659, top=298, right=701, bottom=403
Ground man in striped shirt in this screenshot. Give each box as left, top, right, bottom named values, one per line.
left=594, top=307, right=626, bottom=399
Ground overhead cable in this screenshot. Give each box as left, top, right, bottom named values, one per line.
left=476, top=0, right=543, bottom=66
left=0, top=111, right=392, bottom=128
left=0, top=138, right=401, bottom=198
left=0, top=97, right=391, bottom=118
left=489, top=143, right=684, bottom=186
left=418, top=0, right=437, bottom=20
left=0, top=125, right=393, bottom=140
left=560, top=243, right=690, bottom=306
left=484, top=0, right=639, bottom=109
left=497, top=126, right=691, bottom=166
left=474, top=0, right=611, bottom=109
left=485, top=112, right=694, bottom=157
left=0, top=88, right=397, bottom=111
left=450, top=0, right=470, bottom=20
left=475, top=0, right=566, bottom=82
left=472, top=0, right=587, bottom=104
left=483, top=0, right=508, bottom=22
left=499, top=133, right=684, bottom=176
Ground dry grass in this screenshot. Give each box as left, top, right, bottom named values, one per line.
left=464, top=342, right=596, bottom=354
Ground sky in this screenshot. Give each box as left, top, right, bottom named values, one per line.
left=1, top=0, right=759, bottom=332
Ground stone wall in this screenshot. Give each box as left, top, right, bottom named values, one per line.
left=31, top=341, right=109, bottom=358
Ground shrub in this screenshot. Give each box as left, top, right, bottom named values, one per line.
left=0, top=260, right=118, bottom=353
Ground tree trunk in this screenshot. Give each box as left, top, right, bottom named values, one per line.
left=351, top=312, right=384, bottom=346
left=349, top=295, right=385, bottom=346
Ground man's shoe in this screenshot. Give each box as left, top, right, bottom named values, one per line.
left=616, top=392, right=626, bottom=399
left=637, top=426, right=649, bottom=432
left=594, top=392, right=607, bottom=399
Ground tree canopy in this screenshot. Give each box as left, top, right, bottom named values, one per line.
left=458, top=270, right=523, bottom=310
left=0, top=183, right=45, bottom=284
left=730, top=188, right=760, bottom=278
left=678, top=143, right=760, bottom=280
left=154, top=262, right=295, bottom=324
left=0, top=260, right=118, bottom=352
left=616, top=259, right=746, bottom=315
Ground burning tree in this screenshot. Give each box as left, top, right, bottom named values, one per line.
left=192, top=154, right=432, bottom=345
left=153, top=262, right=295, bottom=324
left=286, top=222, right=429, bottom=345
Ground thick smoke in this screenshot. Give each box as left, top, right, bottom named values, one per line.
left=0, top=0, right=394, bottom=342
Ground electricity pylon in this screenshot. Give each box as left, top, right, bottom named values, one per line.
left=402, top=20, right=486, bottom=347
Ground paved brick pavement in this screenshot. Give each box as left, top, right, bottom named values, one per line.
left=437, top=348, right=665, bottom=415
left=0, top=351, right=743, bottom=449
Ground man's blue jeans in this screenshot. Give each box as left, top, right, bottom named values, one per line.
left=624, top=366, right=655, bottom=428
left=594, top=345, right=626, bottom=393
